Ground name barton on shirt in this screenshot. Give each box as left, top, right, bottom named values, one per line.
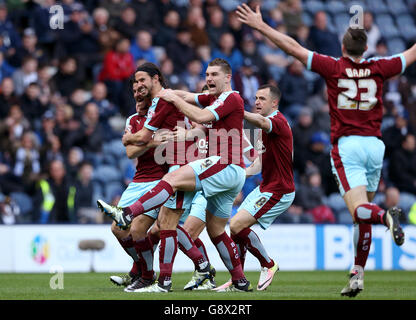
left=345, top=68, right=371, bottom=78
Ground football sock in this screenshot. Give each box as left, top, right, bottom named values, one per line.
left=117, top=235, right=140, bottom=263
left=194, top=238, right=210, bottom=263
left=133, top=237, right=155, bottom=280
left=212, top=232, right=245, bottom=282
left=124, top=180, right=174, bottom=218
left=231, top=233, right=247, bottom=269
left=233, top=228, right=274, bottom=269
left=148, top=232, right=160, bottom=253
left=354, top=203, right=385, bottom=225
left=176, top=225, right=208, bottom=271
left=158, top=230, right=178, bottom=287
left=353, top=223, right=372, bottom=268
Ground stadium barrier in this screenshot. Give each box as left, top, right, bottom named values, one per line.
left=0, top=224, right=415, bottom=273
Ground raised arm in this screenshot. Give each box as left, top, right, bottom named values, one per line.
left=236, top=4, right=309, bottom=65
left=403, top=43, right=416, bottom=69
left=173, top=90, right=199, bottom=105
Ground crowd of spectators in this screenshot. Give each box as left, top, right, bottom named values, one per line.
left=0, top=0, right=416, bottom=226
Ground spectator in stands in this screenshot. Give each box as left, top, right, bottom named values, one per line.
left=363, top=12, right=381, bottom=58
left=0, top=77, right=19, bottom=118
left=0, top=2, right=21, bottom=67
left=228, top=10, right=244, bottom=46
left=160, top=57, right=181, bottom=88
left=130, top=0, right=160, bottom=34
left=112, top=6, right=139, bottom=41
left=240, top=33, right=269, bottom=83
left=89, top=81, right=118, bottom=122
left=185, top=5, right=210, bottom=47
left=12, top=130, right=41, bottom=195
left=99, top=37, right=135, bottom=107
left=278, top=0, right=303, bottom=37
left=50, top=56, right=82, bottom=98
left=258, top=35, right=290, bottom=82
left=296, top=165, right=335, bottom=223
left=130, top=30, right=158, bottom=65
left=0, top=104, right=30, bottom=155
left=68, top=88, right=88, bottom=121
left=93, top=7, right=120, bottom=54
left=181, top=59, right=204, bottom=92
left=66, top=146, right=84, bottom=182
left=206, top=5, right=228, bottom=48
left=11, top=55, right=38, bottom=96
left=73, top=161, right=98, bottom=223
left=166, top=27, right=196, bottom=74
left=37, top=64, right=53, bottom=104
left=195, top=44, right=212, bottom=72
left=20, top=82, right=49, bottom=131
left=0, top=194, right=20, bottom=225
left=0, top=150, right=22, bottom=195
left=212, top=32, right=243, bottom=72
left=292, top=107, right=319, bottom=175
left=379, top=186, right=407, bottom=223
left=307, top=11, right=341, bottom=57
left=36, top=159, right=76, bottom=223
left=67, top=102, right=104, bottom=166
left=99, top=0, right=128, bottom=24
left=279, top=58, right=311, bottom=119
left=0, top=51, right=15, bottom=82
left=154, top=9, right=180, bottom=47
left=233, top=58, right=261, bottom=110
left=389, top=133, right=416, bottom=195
left=383, top=108, right=414, bottom=158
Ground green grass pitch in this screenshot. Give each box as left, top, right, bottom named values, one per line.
left=1, top=271, right=415, bottom=300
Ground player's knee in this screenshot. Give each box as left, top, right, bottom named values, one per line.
left=183, top=224, right=198, bottom=240
left=229, top=218, right=242, bottom=236
left=129, top=223, right=147, bottom=241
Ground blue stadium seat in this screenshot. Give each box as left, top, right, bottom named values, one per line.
left=387, top=37, right=406, bottom=55
left=375, top=14, right=400, bottom=38
left=104, top=181, right=125, bottom=203
left=386, top=0, right=408, bottom=15
left=325, top=1, right=347, bottom=15
left=104, top=139, right=127, bottom=160
left=304, top=0, right=325, bottom=15
left=327, top=193, right=347, bottom=213
left=396, top=14, right=416, bottom=41
left=334, top=13, right=351, bottom=35
left=337, top=210, right=353, bottom=224
left=93, top=165, right=122, bottom=183
left=366, top=0, right=389, bottom=14
left=218, top=0, right=241, bottom=12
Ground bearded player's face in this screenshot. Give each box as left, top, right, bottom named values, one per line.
left=134, top=71, right=154, bottom=99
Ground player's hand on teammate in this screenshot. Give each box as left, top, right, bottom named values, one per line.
left=153, top=129, right=174, bottom=144
left=156, top=88, right=178, bottom=104
left=236, top=3, right=263, bottom=30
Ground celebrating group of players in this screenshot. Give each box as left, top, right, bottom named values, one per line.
left=97, top=4, right=416, bottom=297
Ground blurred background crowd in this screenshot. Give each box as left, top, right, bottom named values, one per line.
left=0, top=0, right=416, bottom=226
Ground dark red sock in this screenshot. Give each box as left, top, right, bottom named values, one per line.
left=134, top=237, right=155, bottom=280
left=354, top=203, right=385, bottom=225
left=212, top=232, right=245, bottom=282
left=194, top=238, right=210, bottom=263
left=125, top=180, right=174, bottom=218
left=177, top=225, right=207, bottom=270
left=231, top=231, right=248, bottom=269
left=158, top=230, right=178, bottom=286
left=117, top=235, right=140, bottom=272
left=354, top=224, right=372, bottom=268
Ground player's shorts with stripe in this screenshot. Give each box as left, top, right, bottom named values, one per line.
left=238, top=186, right=295, bottom=229
left=118, top=180, right=161, bottom=220
left=163, top=165, right=195, bottom=211
left=188, top=155, right=246, bottom=219
left=179, top=191, right=207, bottom=224
left=330, top=135, right=385, bottom=197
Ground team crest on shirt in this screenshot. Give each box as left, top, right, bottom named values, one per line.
left=210, top=99, right=224, bottom=109
left=200, top=159, right=213, bottom=169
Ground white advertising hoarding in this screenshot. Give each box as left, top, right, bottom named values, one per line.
left=0, top=224, right=415, bottom=273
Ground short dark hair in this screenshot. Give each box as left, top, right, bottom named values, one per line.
left=342, top=27, right=367, bottom=57
left=135, top=62, right=167, bottom=87
left=208, top=58, right=232, bottom=75
left=258, top=84, right=281, bottom=101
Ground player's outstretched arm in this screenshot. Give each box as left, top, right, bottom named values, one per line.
left=236, top=4, right=309, bottom=65
left=157, top=89, right=215, bottom=124
left=403, top=43, right=416, bottom=68
left=244, top=110, right=271, bottom=132
left=173, top=90, right=199, bottom=105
